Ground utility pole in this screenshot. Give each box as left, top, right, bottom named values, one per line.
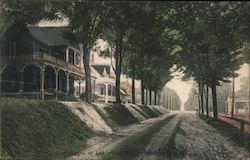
left=0, top=33, right=2, bottom=159
left=231, top=76, right=235, bottom=118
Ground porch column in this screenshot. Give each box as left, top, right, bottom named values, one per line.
left=93, top=80, right=95, bottom=95
left=18, top=69, right=24, bottom=93
left=105, top=84, right=108, bottom=103
left=79, top=44, right=83, bottom=68
left=40, top=67, right=45, bottom=100
left=66, top=72, right=70, bottom=93
left=66, top=48, right=69, bottom=63
left=55, top=70, right=58, bottom=100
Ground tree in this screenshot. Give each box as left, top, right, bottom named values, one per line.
left=0, top=0, right=59, bottom=32
left=171, top=2, right=245, bottom=119
left=57, top=1, right=105, bottom=103
left=100, top=2, right=133, bottom=104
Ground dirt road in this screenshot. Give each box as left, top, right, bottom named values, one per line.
left=138, top=112, right=249, bottom=160
left=69, top=112, right=249, bottom=160
left=68, top=112, right=177, bottom=160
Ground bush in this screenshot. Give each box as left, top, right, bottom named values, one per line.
left=80, top=92, right=99, bottom=102
left=57, top=91, right=77, bottom=102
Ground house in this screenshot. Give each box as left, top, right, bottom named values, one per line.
left=0, top=24, right=90, bottom=99
left=90, top=52, right=117, bottom=103
left=90, top=52, right=130, bottom=103
left=226, top=97, right=249, bottom=114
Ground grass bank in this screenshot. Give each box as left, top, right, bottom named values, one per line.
left=1, top=97, right=96, bottom=160
left=139, top=105, right=161, bottom=118
left=93, top=104, right=139, bottom=128
left=102, top=114, right=176, bottom=160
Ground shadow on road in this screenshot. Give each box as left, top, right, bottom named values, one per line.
left=199, top=115, right=250, bottom=152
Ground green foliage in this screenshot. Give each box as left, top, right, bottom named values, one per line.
left=0, top=0, right=60, bottom=32
left=1, top=97, right=96, bottom=159
left=102, top=114, right=176, bottom=160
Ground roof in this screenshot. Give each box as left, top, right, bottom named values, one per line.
left=92, top=64, right=111, bottom=76
left=27, top=26, right=73, bottom=47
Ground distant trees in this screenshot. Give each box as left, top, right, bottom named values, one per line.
left=161, top=86, right=181, bottom=110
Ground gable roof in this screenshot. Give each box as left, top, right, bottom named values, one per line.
left=27, top=26, right=72, bottom=46
left=92, top=64, right=111, bottom=76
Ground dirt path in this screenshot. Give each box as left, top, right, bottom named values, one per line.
left=138, top=112, right=249, bottom=160
left=68, top=112, right=177, bottom=160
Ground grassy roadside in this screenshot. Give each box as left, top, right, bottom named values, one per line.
left=1, top=97, right=96, bottom=160
left=101, top=114, right=176, bottom=160
left=140, top=105, right=161, bottom=118
left=104, top=104, right=139, bottom=127
left=152, top=107, right=163, bottom=116
left=131, top=105, right=149, bottom=118
left=92, top=104, right=117, bottom=128
left=199, top=115, right=250, bottom=152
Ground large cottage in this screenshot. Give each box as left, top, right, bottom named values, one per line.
left=0, top=24, right=88, bottom=99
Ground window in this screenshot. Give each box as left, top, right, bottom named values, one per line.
left=108, top=85, right=111, bottom=96
left=68, top=48, right=74, bottom=65
left=100, top=87, right=104, bottom=95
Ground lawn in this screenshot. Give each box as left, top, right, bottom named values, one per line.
left=1, top=97, right=96, bottom=160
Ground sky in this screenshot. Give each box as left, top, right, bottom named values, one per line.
left=39, top=20, right=249, bottom=110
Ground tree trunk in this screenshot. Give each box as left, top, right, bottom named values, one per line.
left=154, top=91, right=157, bottom=105
left=141, top=74, right=145, bottom=105
left=83, top=45, right=92, bottom=103
left=211, top=82, right=218, bottom=119
left=145, top=89, right=148, bottom=106
left=231, top=76, right=235, bottom=118
left=158, top=93, right=160, bottom=106
left=131, top=60, right=135, bottom=104
left=163, top=92, right=165, bottom=107
left=169, top=93, right=172, bottom=110
left=115, top=33, right=123, bottom=104
left=206, top=84, right=209, bottom=117
left=149, top=90, right=152, bottom=105
left=200, top=81, right=204, bottom=115
left=198, top=90, right=201, bottom=114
